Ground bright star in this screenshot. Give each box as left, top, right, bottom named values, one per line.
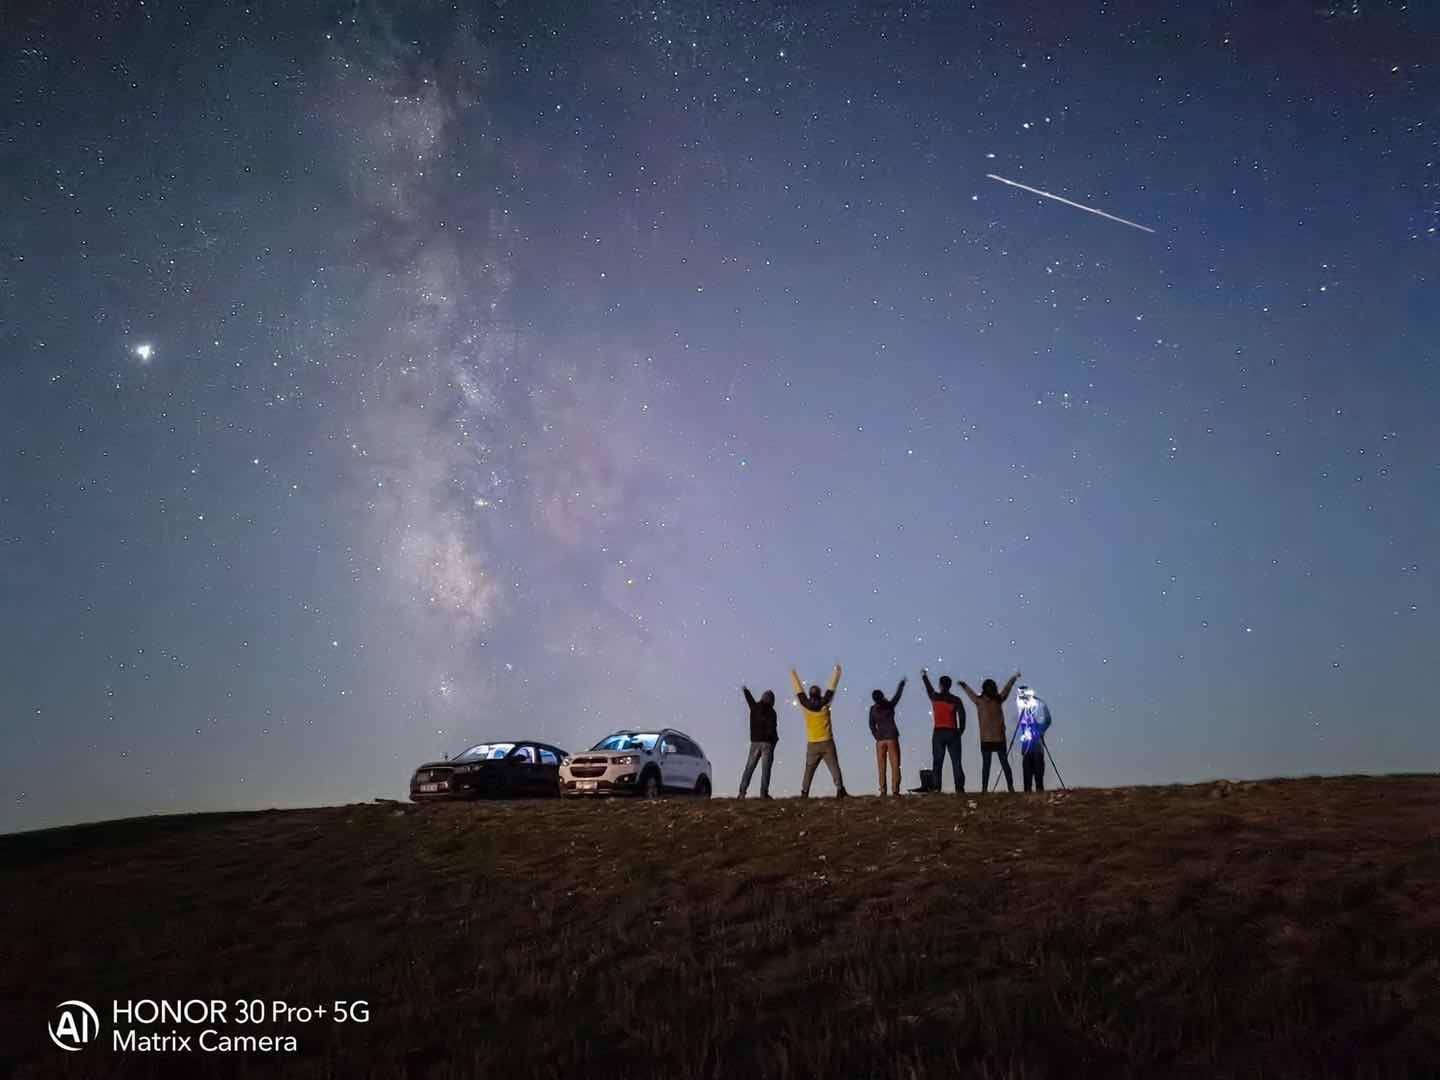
left=133, top=343, right=154, bottom=363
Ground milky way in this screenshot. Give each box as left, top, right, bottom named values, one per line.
left=2, top=1, right=1437, bottom=829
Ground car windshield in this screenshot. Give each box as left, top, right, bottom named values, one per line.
left=591, top=732, right=660, bottom=752
left=451, top=742, right=516, bottom=762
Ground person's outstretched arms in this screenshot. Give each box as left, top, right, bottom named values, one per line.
left=1000, top=672, right=1021, bottom=701
left=743, top=686, right=757, bottom=709
left=790, top=668, right=808, bottom=706
left=891, top=678, right=906, bottom=706
left=818, top=662, right=840, bottom=705
left=921, top=669, right=937, bottom=699
left=958, top=680, right=982, bottom=705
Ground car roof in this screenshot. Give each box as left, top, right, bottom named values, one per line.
left=458, top=739, right=568, bottom=752
left=605, top=727, right=697, bottom=740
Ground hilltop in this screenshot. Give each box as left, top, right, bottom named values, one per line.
left=4, top=776, right=1438, bottom=1078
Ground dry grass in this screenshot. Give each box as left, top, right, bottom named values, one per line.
left=3, top=776, right=1439, bottom=1078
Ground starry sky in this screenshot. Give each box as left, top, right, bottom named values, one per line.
left=3, top=0, right=1438, bottom=831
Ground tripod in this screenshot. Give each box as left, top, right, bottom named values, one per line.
left=989, top=728, right=1068, bottom=791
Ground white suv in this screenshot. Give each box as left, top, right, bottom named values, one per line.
left=560, top=728, right=712, bottom=798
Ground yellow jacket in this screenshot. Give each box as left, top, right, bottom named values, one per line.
left=790, top=664, right=842, bottom=743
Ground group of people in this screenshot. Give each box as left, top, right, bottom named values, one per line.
left=738, top=665, right=1053, bottom=799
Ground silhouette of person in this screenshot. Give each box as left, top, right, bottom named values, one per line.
left=921, top=668, right=967, bottom=792
left=960, top=672, right=1020, bottom=793
left=739, top=686, right=778, bottom=798
left=868, top=678, right=906, bottom=796
left=1015, top=685, right=1052, bottom=792
left=790, top=664, right=848, bottom=798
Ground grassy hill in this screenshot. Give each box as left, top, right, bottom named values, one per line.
left=4, top=776, right=1439, bottom=1078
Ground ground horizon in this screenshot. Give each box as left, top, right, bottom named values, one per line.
left=5, top=766, right=1432, bottom=837
left=6, top=774, right=1439, bottom=1077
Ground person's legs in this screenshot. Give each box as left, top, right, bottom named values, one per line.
left=822, top=741, right=846, bottom=796
left=998, top=744, right=1015, bottom=792
left=931, top=729, right=946, bottom=791
left=1031, top=747, right=1044, bottom=792
left=739, top=742, right=763, bottom=797
left=800, top=742, right=822, bottom=797
left=981, top=741, right=1014, bottom=792
left=758, top=742, right=775, bottom=797
left=876, top=740, right=897, bottom=795
left=1021, top=750, right=1035, bottom=792
left=945, top=732, right=964, bottom=792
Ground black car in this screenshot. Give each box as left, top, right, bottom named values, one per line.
left=409, top=740, right=570, bottom=801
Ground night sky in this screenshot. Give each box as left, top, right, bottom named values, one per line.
left=4, top=0, right=1438, bottom=832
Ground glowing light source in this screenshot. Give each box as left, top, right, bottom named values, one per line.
left=133, top=343, right=154, bottom=363
left=1016, top=685, right=1051, bottom=747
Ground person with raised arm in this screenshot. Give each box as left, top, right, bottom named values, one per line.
left=790, top=663, right=848, bottom=798
left=920, top=667, right=967, bottom=793
left=738, top=686, right=779, bottom=798
left=868, top=677, right=906, bottom=796
left=959, top=671, right=1021, bottom=793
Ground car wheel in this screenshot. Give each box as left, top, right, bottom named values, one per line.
left=694, top=776, right=711, bottom=798
left=639, top=770, right=662, bottom=798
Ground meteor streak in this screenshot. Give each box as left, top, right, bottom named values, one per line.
left=986, top=174, right=1156, bottom=234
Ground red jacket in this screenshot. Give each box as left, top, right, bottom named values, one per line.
left=921, top=673, right=966, bottom=731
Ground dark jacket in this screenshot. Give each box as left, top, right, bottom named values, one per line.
left=742, top=688, right=779, bottom=744
left=868, top=679, right=906, bottom=741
